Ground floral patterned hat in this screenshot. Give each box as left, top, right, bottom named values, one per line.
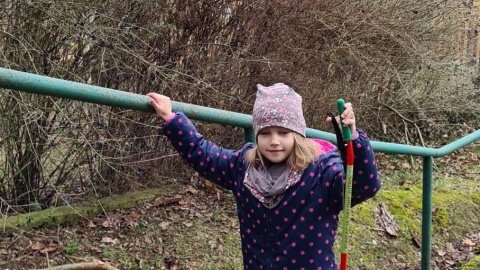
left=252, top=83, right=306, bottom=138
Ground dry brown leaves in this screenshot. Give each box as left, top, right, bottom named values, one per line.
left=432, top=232, right=480, bottom=269
left=374, top=203, right=400, bottom=238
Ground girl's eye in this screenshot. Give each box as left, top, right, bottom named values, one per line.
left=279, top=131, right=290, bottom=135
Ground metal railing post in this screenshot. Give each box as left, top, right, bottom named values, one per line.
left=421, top=156, right=433, bottom=270
left=244, top=128, right=255, bottom=143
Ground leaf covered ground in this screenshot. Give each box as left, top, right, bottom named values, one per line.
left=1, top=150, right=480, bottom=270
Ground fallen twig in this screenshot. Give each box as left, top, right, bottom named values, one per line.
left=36, top=260, right=119, bottom=270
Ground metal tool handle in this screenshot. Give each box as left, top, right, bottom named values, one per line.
left=337, top=98, right=354, bottom=270
left=336, top=99, right=352, bottom=141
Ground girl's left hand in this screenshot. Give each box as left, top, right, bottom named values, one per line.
left=326, top=102, right=356, bottom=136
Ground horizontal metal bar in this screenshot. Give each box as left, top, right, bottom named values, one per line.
left=1, top=67, right=479, bottom=157
left=0, top=67, right=253, bottom=128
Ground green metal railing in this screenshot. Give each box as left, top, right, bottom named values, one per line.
left=1, top=67, right=479, bottom=269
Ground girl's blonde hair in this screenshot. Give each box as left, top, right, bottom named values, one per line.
left=245, top=133, right=320, bottom=170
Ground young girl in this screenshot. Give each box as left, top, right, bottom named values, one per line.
left=147, top=83, right=380, bottom=270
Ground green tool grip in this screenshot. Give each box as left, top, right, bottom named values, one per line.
left=337, top=99, right=352, bottom=141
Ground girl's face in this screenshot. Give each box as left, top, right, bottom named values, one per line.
left=257, top=126, right=295, bottom=164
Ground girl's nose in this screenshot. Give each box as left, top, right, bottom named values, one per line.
left=270, top=134, right=280, bottom=145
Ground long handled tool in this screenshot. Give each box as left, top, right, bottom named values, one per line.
left=328, top=99, right=354, bottom=270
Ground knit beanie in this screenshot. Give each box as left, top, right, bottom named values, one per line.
left=252, top=83, right=306, bottom=137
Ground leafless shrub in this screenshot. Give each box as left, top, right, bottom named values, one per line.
left=0, top=0, right=476, bottom=210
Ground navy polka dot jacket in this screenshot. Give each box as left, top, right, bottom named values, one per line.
left=163, top=112, right=381, bottom=270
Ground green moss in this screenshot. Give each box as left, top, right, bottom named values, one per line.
left=376, top=188, right=423, bottom=233
left=351, top=203, right=376, bottom=228
left=1, top=204, right=97, bottom=232
left=432, top=206, right=449, bottom=228
left=460, top=256, right=480, bottom=270
left=1, top=188, right=166, bottom=233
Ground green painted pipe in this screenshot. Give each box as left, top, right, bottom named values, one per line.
left=422, top=157, right=433, bottom=270
left=1, top=67, right=479, bottom=156
left=1, top=67, right=480, bottom=270
left=370, top=131, right=480, bottom=157
left=0, top=67, right=252, bottom=129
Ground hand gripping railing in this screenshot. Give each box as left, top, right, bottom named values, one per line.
left=1, top=67, right=480, bottom=269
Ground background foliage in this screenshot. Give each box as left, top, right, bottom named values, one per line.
left=0, top=0, right=478, bottom=211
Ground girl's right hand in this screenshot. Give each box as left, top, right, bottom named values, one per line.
left=326, top=102, right=356, bottom=137
left=146, top=93, right=174, bottom=121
